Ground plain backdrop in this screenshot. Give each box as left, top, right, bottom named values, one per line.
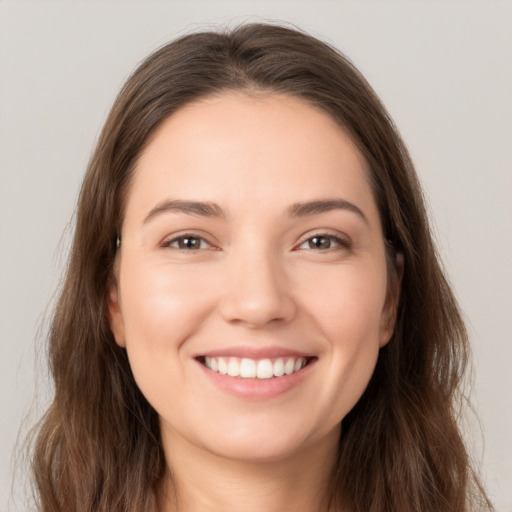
left=0, top=1, right=511, bottom=510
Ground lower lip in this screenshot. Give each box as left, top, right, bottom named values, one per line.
left=196, top=359, right=316, bottom=400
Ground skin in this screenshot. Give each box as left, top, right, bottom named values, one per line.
left=108, top=92, right=400, bottom=512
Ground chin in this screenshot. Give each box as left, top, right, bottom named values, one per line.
left=188, top=416, right=341, bottom=465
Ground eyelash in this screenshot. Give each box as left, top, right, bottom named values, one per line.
left=161, top=234, right=215, bottom=251
left=161, top=232, right=351, bottom=252
left=297, top=233, right=351, bottom=251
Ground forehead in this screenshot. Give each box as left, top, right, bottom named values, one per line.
left=126, top=92, right=378, bottom=223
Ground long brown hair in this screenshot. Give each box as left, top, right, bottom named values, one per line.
left=30, top=23, right=492, bottom=511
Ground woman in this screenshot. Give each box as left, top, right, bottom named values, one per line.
left=30, top=23, right=492, bottom=511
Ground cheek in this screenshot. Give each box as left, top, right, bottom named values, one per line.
left=118, top=256, right=219, bottom=379
left=297, top=261, right=388, bottom=336
left=295, top=262, right=387, bottom=420
left=117, top=256, right=223, bottom=420
left=120, top=257, right=214, bottom=334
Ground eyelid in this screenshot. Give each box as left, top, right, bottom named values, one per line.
left=160, top=231, right=218, bottom=250
left=295, top=231, right=352, bottom=251
left=160, top=230, right=351, bottom=252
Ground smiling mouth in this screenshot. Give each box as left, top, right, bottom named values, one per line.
left=197, top=356, right=316, bottom=379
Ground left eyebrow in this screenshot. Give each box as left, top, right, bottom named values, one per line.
left=287, top=198, right=369, bottom=224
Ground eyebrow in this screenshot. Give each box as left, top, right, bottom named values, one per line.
left=143, top=198, right=368, bottom=224
left=143, top=199, right=225, bottom=224
left=287, top=198, right=368, bottom=224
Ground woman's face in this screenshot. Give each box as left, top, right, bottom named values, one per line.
left=109, top=92, right=398, bottom=463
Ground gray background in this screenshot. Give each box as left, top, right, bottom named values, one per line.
left=1, top=1, right=511, bottom=510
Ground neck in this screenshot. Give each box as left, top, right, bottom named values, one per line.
left=157, top=426, right=341, bottom=512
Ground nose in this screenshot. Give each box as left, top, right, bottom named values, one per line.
left=219, top=247, right=297, bottom=329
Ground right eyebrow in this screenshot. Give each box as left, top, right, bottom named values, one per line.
left=143, top=199, right=225, bottom=224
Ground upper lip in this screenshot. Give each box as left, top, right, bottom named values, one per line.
left=195, top=346, right=315, bottom=359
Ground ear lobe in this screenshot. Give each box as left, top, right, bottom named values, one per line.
left=379, top=252, right=404, bottom=347
left=107, top=281, right=126, bottom=348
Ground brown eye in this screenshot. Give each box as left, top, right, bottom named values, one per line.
left=308, top=236, right=332, bottom=249
left=179, top=237, right=202, bottom=249
left=163, top=235, right=209, bottom=250
left=298, top=234, right=350, bottom=251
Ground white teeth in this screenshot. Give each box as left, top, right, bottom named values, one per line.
left=202, top=355, right=310, bottom=379
left=227, top=357, right=239, bottom=377
left=240, top=358, right=257, bottom=378
left=218, top=357, right=228, bottom=375
left=273, top=358, right=285, bottom=377
left=257, top=359, right=273, bottom=379
left=284, top=358, right=295, bottom=375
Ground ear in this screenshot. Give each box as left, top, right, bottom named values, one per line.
left=107, top=279, right=126, bottom=348
left=379, top=252, right=404, bottom=347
